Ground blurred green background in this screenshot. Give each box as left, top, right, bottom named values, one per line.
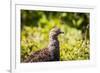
left=21, top=10, right=90, bottom=62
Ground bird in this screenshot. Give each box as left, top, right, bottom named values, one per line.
left=24, top=27, right=64, bottom=63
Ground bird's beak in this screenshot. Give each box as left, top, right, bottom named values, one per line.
left=59, top=31, right=64, bottom=34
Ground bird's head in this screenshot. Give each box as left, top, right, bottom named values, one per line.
left=49, top=26, right=64, bottom=38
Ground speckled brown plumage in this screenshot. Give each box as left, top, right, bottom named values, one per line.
left=24, top=48, right=51, bottom=62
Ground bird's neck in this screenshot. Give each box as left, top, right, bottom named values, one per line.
left=48, top=36, right=58, bottom=50
left=48, top=36, right=60, bottom=60
left=49, top=36, right=58, bottom=41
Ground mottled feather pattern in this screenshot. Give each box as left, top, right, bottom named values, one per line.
left=24, top=48, right=51, bottom=62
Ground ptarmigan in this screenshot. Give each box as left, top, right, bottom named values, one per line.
left=24, top=27, right=64, bottom=62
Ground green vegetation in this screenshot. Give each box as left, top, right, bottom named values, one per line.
left=21, top=10, right=90, bottom=62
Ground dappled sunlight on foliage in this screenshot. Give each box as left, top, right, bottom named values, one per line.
left=21, top=10, right=90, bottom=62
